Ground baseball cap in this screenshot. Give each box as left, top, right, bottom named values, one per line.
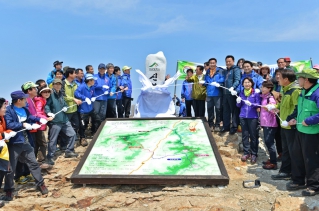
left=11, top=90, right=29, bottom=100
left=85, top=73, right=94, bottom=80
left=106, top=63, right=114, bottom=69
left=313, top=64, right=319, bottom=70
left=98, top=63, right=106, bottom=69
left=296, top=68, right=319, bottom=79
left=22, top=81, right=38, bottom=90
left=53, top=60, right=63, bottom=67
left=122, top=66, right=132, bottom=71
left=52, top=78, right=63, bottom=84
left=38, top=86, right=51, bottom=94
left=284, top=57, right=291, bottom=62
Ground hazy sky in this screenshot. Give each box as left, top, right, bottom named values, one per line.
left=0, top=0, right=318, bottom=102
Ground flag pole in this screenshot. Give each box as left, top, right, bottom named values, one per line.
left=310, top=57, right=313, bottom=68
left=173, top=61, right=178, bottom=100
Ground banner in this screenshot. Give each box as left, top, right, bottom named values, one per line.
left=269, top=60, right=312, bottom=76
left=145, top=51, right=167, bottom=86
left=177, top=60, right=204, bottom=80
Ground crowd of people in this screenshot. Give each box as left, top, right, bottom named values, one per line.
left=181, top=56, right=319, bottom=196
left=0, top=61, right=133, bottom=207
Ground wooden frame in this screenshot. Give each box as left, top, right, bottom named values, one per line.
left=71, top=117, right=229, bottom=185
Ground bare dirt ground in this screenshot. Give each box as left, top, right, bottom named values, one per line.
left=1, top=130, right=319, bottom=211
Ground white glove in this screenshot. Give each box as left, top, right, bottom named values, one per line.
left=244, top=100, right=252, bottom=106
left=39, top=118, right=48, bottom=124
left=23, top=123, right=33, bottom=130
left=210, top=82, right=220, bottom=87
left=91, top=97, right=96, bottom=102
left=230, top=90, right=237, bottom=96
left=199, top=80, right=205, bottom=84
left=229, top=87, right=234, bottom=91
left=110, top=92, right=114, bottom=96
left=47, top=113, right=55, bottom=118
left=62, top=107, right=68, bottom=112
left=31, top=124, right=41, bottom=130
left=4, top=132, right=11, bottom=140
left=255, top=89, right=261, bottom=94
left=281, top=120, right=289, bottom=127
left=266, top=104, right=276, bottom=111
left=104, top=91, right=109, bottom=95
left=9, top=131, right=17, bottom=138
left=236, top=97, right=242, bottom=104
left=0, top=140, right=5, bottom=147
left=85, top=98, right=92, bottom=105
left=103, top=85, right=109, bottom=89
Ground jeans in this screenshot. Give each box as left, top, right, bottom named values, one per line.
left=116, top=99, right=124, bottom=118
left=106, top=99, right=117, bottom=118
left=93, top=100, right=107, bottom=121
left=193, top=99, right=205, bottom=117
left=262, top=127, right=277, bottom=164
left=4, top=142, right=44, bottom=192
left=240, top=118, right=258, bottom=156
left=122, top=97, right=132, bottom=118
left=291, top=131, right=319, bottom=190
left=223, top=95, right=239, bottom=130
left=80, top=110, right=101, bottom=134
left=47, top=121, right=76, bottom=159
left=206, top=96, right=221, bottom=127
left=185, top=100, right=193, bottom=117
left=279, top=128, right=296, bottom=174
left=66, top=112, right=80, bottom=135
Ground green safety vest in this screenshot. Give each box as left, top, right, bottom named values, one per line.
left=297, top=83, right=319, bottom=134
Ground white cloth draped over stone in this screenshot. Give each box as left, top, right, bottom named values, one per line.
left=134, top=69, right=181, bottom=118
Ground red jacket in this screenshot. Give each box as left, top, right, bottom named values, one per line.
left=34, top=96, right=48, bottom=131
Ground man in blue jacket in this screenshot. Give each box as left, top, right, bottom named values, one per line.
left=2, top=91, right=48, bottom=201
left=46, top=60, right=63, bottom=85
left=105, top=63, right=117, bottom=118
left=45, top=79, right=78, bottom=165
left=93, top=63, right=109, bottom=123
left=205, top=58, right=225, bottom=132
left=221, top=55, right=241, bottom=134
left=181, top=69, right=194, bottom=117
left=121, top=66, right=133, bottom=118
left=75, top=74, right=101, bottom=136
left=114, top=66, right=125, bottom=118
left=237, top=61, right=263, bottom=93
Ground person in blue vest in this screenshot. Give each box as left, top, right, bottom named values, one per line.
left=121, top=66, right=133, bottom=118
left=105, top=63, right=117, bottom=118
left=93, top=63, right=109, bottom=123
left=46, top=60, right=63, bottom=85
left=181, top=69, right=194, bottom=117
left=114, top=66, right=125, bottom=118
left=205, top=58, right=225, bottom=132
left=286, top=69, right=319, bottom=196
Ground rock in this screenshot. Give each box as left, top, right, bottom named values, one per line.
left=234, top=167, right=241, bottom=171
left=162, top=187, right=184, bottom=191
left=272, top=197, right=307, bottom=211
left=125, top=198, right=136, bottom=205
left=219, top=146, right=237, bottom=157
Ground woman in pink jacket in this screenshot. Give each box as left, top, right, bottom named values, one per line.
left=34, top=86, right=53, bottom=163
left=260, top=81, right=278, bottom=170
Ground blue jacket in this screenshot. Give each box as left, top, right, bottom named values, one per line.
left=106, top=73, right=117, bottom=100
left=116, top=75, right=123, bottom=100
left=47, top=69, right=65, bottom=85
left=179, top=102, right=186, bottom=117
left=237, top=71, right=263, bottom=93
left=93, top=73, right=109, bottom=101
left=75, top=78, right=84, bottom=86
left=221, top=65, right=241, bottom=95
left=205, top=67, right=225, bottom=97
left=181, top=80, right=193, bottom=100
left=122, top=73, right=132, bottom=98
left=5, top=105, right=40, bottom=145
left=75, top=83, right=95, bottom=114
left=45, top=89, right=69, bottom=124
left=236, top=89, right=261, bottom=118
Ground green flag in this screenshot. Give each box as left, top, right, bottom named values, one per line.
left=177, top=60, right=203, bottom=80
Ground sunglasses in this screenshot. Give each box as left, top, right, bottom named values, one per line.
left=41, top=91, right=51, bottom=94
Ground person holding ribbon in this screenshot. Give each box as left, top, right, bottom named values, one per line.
left=236, top=77, right=261, bottom=164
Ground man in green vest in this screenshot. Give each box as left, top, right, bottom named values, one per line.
left=286, top=68, right=319, bottom=196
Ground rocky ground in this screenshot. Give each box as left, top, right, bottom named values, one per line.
left=1, top=130, right=319, bottom=211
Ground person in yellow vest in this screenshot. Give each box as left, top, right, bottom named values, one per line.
left=286, top=69, right=319, bottom=196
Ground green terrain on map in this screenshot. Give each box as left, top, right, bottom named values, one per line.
left=79, top=119, right=222, bottom=176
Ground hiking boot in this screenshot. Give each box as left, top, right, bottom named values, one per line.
left=251, top=155, right=257, bottom=164
left=37, top=183, right=48, bottom=195
left=302, top=188, right=319, bottom=196
left=65, top=151, right=78, bottom=158
left=40, top=163, right=53, bottom=169
left=0, top=200, right=4, bottom=208
left=214, top=125, right=221, bottom=132
left=271, top=172, right=291, bottom=180
left=241, top=154, right=251, bottom=162
left=0, top=191, right=13, bottom=201
left=262, top=159, right=271, bottom=165
left=262, top=163, right=278, bottom=170
left=26, top=174, right=35, bottom=182
left=60, top=146, right=67, bottom=151
left=45, top=158, right=55, bottom=165
left=15, top=176, right=29, bottom=184
left=80, top=138, right=88, bottom=147
left=286, top=181, right=306, bottom=191
left=230, top=128, right=237, bottom=135
left=219, top=127, right=229, bottom=133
